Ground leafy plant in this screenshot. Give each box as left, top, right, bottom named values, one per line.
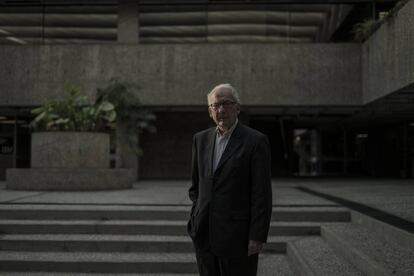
left=352, top=19, right=376, bottom=42
left=352, top=0, right=410, bottom=42
left=96, top=79, right=156, bottom=155
left=31, top=83, right=116, bottom=132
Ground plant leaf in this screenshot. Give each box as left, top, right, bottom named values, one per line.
left=100, top=101, right=115, bottom=111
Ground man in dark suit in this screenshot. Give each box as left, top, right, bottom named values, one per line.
left=187, top=84, right=272, bottom=276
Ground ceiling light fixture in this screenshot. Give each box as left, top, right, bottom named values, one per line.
left=5, top=37, right=27, bottom=44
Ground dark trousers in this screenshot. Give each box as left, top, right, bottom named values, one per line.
left=194, top=246, right=258, bottom=276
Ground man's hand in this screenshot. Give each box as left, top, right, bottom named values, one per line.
left=248, top=240, right=263, bottom=256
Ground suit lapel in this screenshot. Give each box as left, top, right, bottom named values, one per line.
left=205, top=128, right=216, bottom=176
left=214, top=123, right=243, bottom=173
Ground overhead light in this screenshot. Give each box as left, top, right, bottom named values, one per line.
left=0, top=28, right=11, bottom=35
left=0, top=28, right=26, bottom=44
left=356, top=133, right=368, bottom=138
left=294, top=129, right=307, bottom=136
left=5, top=37, right=27, bottom=45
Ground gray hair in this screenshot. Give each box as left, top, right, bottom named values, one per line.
left=207, top=83, right=241, bottom=105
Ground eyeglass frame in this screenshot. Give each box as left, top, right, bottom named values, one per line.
left=208, top=100, right=237, bottom=110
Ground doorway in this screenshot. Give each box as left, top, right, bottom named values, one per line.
left=249, top=117, right=291, bottom=177
left=0, top=113, right=31, bottom=180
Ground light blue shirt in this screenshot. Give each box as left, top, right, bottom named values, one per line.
left=212, top=119, right=238, bottom=172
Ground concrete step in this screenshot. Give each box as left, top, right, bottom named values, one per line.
left=0, top=205, right=190, bottom=221
left=0, top=274, right=199, bottom=276
left=0, top=234, right=303, bottom=254
left=0, top=219, right=186, bottom=235
left=351, top=210, right=414, bottom=251
left=287, top=236, right=363, bottom=276
left=269, top=222, right=320, bottom=236
left=0, top=274, right=198, bottom=276
left=0, top=234, right=192, bottom=253
left=0, top=220, right=321, bottom=236
left=273, top=206, right=350, bottom=222
left=258, top=254, right=295, bottom=276
left=0, top=204, right=350, bottom=222
left=321, top=223, right=414, bottom=276
left=0, top=253, right=291, bottom=275
left=0, top=203, right=351, bottom=275
left=0, top=251, right=198, bottom=274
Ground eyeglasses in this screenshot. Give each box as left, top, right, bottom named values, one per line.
left=209, top=101, right=236, bottom=110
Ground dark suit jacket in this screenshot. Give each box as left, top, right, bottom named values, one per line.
left=187, top=122, right=272, bottom=258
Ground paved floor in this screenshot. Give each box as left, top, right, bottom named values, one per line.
left=0, top=178, right=413, bottom=224
left=284, top=178, right=414, bottom=223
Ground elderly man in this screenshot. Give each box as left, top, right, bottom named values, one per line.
left=187, top=84, right=272, bottom=276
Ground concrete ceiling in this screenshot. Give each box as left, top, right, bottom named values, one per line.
left=0, top=1, right=361, bottom=44
left=340, top=85, right=414, bottom=128
left=1, top=0, right=409, bottom=128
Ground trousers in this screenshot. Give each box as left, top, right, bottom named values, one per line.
left=194, top=246, right=258, bottom=276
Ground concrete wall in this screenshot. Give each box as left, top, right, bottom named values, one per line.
left=362, top=0, right=414, bottom=104
left=0, top=43, right=361, bottom=106
left=31, top=132, right=110, bottom=168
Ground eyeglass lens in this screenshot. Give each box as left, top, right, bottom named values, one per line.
left=210, top=101, right=235, bottom=109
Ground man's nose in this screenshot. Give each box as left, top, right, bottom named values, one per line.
left=217, top=105, right=226, bottom=112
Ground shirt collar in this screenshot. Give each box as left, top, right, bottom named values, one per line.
left=216, top=118, right=238, bottom=138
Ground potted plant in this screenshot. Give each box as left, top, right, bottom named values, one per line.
left=29, top=83, right=116, bottom=169
left=6, top=84, right=134, bottom=190
left=96, top=79, right=156, bottom=178
left=96, top=79, right=156, bottom=154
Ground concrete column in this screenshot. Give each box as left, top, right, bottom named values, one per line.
left=118, top=0, right=139, bottom=44
left=12, top=110, right=17, bottom=168
left=310, top=130, right=321, bottom=175
left=343, top=128, right=347, bottom=175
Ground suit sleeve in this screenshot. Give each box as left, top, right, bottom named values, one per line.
left=249, top=134, right=272, bottom=242
left=188, top=135, right=199, bottom=213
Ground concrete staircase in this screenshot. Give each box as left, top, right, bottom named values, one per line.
left=0, top=204, right=411, bottom=275
left=287, top=214, right=414, bottom=276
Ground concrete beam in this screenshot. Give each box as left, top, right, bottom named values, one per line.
left=362, top=0, right=414, bottom=104
left=137, top=0, right=395, bottom=4
left=0, top=26, right=117, bottom=40
left=117, top=0, right=139, bottom=43
left=0, top=43, right=361, bottom=106
left=0, top=14, right=117, bottom=27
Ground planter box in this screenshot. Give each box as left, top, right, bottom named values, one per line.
left=6, top=168, right=133, bottom=190
left=31, top=132, right=110, bottom=168
left=6, top=132, right=134, bottom=190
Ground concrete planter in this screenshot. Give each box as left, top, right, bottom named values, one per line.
left=31, top=132, right=110, bottom=168
left=6, top=132, right=134, bottom=191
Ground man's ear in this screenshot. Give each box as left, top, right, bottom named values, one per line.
left=208, top=107, right=213, bottom=118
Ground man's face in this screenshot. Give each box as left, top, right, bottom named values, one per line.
left=208, top=89, right=240, bottom=132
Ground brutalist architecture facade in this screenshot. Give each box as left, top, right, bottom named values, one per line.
left=0, top=0, right=413, bottom=180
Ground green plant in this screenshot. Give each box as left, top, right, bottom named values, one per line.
left=352, top=0, right=410, bottom=42
left=352, top=19, right=376, bottom=42
left=31, top=83, right=116, bottom=132
left=96, top=79, right=156, bottom=155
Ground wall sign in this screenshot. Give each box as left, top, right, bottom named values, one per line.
left=0, top=137, right=14, bottom=154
